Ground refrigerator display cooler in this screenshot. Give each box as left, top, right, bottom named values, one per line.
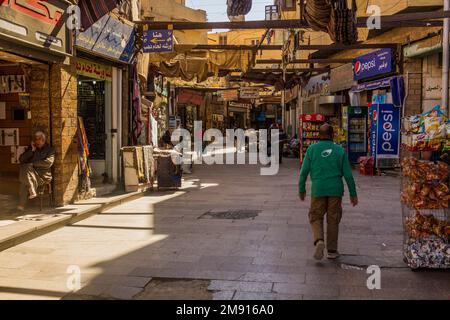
left=299, top=114, right=326, bottom=165
left=347, top=107, right=368, bottom=164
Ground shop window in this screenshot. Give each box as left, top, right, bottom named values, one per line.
left=219, top=35, right=228, bottom=45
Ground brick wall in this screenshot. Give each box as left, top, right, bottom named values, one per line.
left=50, top=59, right=79, bottom=206
left=403, top=58, right=423, bottom=116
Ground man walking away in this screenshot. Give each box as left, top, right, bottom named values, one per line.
left=18, top=131, right=55, bottom=211
left=298, top=124, right=358, bottom=260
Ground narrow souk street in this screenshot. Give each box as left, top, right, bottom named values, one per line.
left=0, top=158, right=448, bottom=300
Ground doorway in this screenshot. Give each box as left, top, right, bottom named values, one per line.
left=77, top=76, right=112, bottom=182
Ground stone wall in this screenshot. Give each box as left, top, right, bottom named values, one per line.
left=29, top=64, right=50, bottom=136
left=50, top=59, right=79, bottom=206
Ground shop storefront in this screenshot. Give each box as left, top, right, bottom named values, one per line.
left=176, top=88, right=205, bottom=132
left=284, top=85, right=299, bottom=137
left=299, top=72, right=344, bottom=160
left=208, top=92, right=226, bottom=132
left=350, top=49, right=404, bottom=168
left=228, top=101, right=251, bottom=129
left=75, top=13, right=135, bottom=193
left=0, top=0, right=75, bottom=206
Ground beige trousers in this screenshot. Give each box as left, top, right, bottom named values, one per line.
left=309, top=197, right=343, bottom=252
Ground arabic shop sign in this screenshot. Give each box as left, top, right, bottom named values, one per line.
left=423, top=78, right=443, bottom=100
left=76, top=58, right=112, bottom=81
left=0, top=0, right=69, bottom=55
left=76, top=14, right=135, bottom=63
left=353, top=49, right=393, bottom=81
left=143, top=30, right=174, bottom=53
left=240, top=87, right=260, bottom=99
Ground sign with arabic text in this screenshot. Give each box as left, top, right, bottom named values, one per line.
left=143, top=30, right=174, bottom=53
left=76, top=14, right=135, bottom=63
left=76, top=58, right=112, bottom=81
left=0, top=0, right=69, bottom=55
left=240, top=87, right=260, bottom=99
left=353, top=49, right=393, bottom=81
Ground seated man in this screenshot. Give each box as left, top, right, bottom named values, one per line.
left=17, top=131, right=55, bottom=211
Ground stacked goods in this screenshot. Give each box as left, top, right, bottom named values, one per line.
left=304, top=0, right=358, bottom=45
left=327, top=0, right=358, bottom=45
left=402, top=105, right=449, bottom=151
left=401, top=158, right=450, bottom=209
left=401, top=157, right=450, bottom=269
left=358, top=156, right=375, bottom=176
left=405, top=212, right=450, bottom=239
left=405, top=237, right=449, bottom=269
left=227, top=0, right=252, bottom=17
left=404, top=212, right=450, bottom=269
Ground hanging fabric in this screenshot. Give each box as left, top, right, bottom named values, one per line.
left=131, top=63, right=143, bottom=145
left=304, top=0, right=358, bottom=45
left=77, top=117, right=92, bottom=193
left=227, top=0, right=252, bottom=17
left=78, top=0, right=121, bottom=30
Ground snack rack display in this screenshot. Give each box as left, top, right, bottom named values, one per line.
left=401, top=105, right=449, bottom=152
left=400, top=159, right=450, bottom=269
left=400, top=106, right=450, bottom=269
left=299, top=114, right=326, bottom=165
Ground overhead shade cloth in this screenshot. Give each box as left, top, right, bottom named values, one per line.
left=79, top=0, right=120, bottom=30
left=137, top=52, right=150, bottom=83
left=145, top=50, right=254, bottom=83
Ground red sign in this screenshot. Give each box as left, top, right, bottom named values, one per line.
left=1, top=0, right=63, bottom=26
left=177, top=89, right=204, bottom=106
left=301, top=114, right=326, bottom=122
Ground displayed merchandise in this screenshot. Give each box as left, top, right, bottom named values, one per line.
left=402, top=105, right=449, bottom=152
left=76, top=117, right=92, bottom=195
left=299, top=114, right=326, bottom=164
left=401, top=158, right=450, bottom=209
left=359, top=156, right=375, bottom=176
left=401, top=157, right=450, bottom=269
left=122, top=146, right=155, bottom=192
left=155, top=150, right=182, bottom=189
left=0, top=128, right=19, bottom=146
left=347, top=107, right=368, bottom=163
left=405, top=237, right=449, bottom=269
left=0, top=101, right=5, bottom=119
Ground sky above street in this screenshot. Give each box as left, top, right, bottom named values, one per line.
left=185, top=0, right=274, bottom=22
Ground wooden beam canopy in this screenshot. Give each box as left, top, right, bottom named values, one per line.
left=174, top=43, right=398, bottom=51
left=135, top=10, right=450, bottom=30
left=256, top=59, right=353, bottom=64
left=248, top=68, right=330, bottom=73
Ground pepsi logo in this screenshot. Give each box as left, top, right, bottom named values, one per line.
left=383, top=122, right=392, bottom=130
left=355, top=61, right=362, bottom=75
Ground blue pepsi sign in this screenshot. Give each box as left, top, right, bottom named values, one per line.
left=370, top=105, right=377, bottom=158
left=353, top=49, right=393, bottom=81
left=375, top=104, right=400, bottom=159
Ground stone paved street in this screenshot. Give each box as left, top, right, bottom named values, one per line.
left=0, top=159, right=449, bottom=300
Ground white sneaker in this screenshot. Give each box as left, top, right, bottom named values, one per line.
left=327, top=251, right=340, bottom=259
left=313, top=240, right=325, bottom=260
left=28, top=188, right=37, bottom=200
